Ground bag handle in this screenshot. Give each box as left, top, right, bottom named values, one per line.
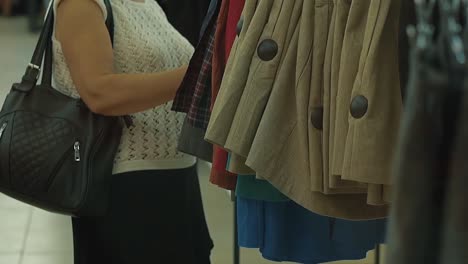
left=17, top=0, right=132, bottom=127
left=14, top=7, right=54, bottom=92
left=104, top=0, right=114, bottom=44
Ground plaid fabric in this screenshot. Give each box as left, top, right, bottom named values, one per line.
left=209, top=0, right=241, bottom=191
left=211, top=0, right=230, bottom=110
left=172, top=9, right=217, bottom=129
left=186, top=30, right=215, bottom=129
left=171, top=44, right=205, bottom=113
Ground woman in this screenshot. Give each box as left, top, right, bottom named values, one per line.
left=53, top=0, right=213, bottom=263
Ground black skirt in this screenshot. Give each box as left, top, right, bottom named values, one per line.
left=72, top=166, right=214, bottom=264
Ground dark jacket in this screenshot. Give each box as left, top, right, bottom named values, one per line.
left=158, top=0, right=211, bottom=46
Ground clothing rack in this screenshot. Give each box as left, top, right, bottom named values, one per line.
left=375, top=244, right=380, bottom=264
left=231, top=193, right=240, bottom=264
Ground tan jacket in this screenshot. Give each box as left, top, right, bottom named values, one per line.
left=319, top=0, right=369, bottom=195
left=206, top=0, right=401, bottom=220
left=325, top=0, right=366, bottom=193
left=224, top=0, right=303, bottom=157
left=338, top=0, right=402, bottom=204
left=206, top=0, right=277, bottom=147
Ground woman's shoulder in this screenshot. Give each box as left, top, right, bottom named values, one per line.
left=53, top=0, right=109, bottom=21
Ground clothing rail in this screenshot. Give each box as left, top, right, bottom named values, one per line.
left=375, top=244, right=380, bottom=264
left=225, top=191, right=240, bottom=264
left=231, top=193, right=240, bottom=264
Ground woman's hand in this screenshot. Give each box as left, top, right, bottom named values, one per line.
left=56, top=0, right=188, bottom=116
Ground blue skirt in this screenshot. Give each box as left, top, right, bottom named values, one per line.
left=237, top=196, right=386, bottom=263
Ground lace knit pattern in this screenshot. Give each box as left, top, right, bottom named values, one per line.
left=52, top=0, right=196, bottom=174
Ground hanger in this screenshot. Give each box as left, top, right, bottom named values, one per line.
left=462, top=0, right=468, bottom=46
left=439, top=0, right=466, bottom=66
left=413, top=0, right=437, bottom=50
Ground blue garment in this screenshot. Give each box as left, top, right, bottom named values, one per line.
left=237, top=196, right=387, bottom=264
left=226, top=153, right=289, bottom=202
left=236, top=175, right=290, bottom=202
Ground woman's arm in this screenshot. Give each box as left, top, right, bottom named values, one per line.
left=56, top=0, right=187, bottom=116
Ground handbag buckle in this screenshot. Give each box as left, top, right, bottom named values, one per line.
left=28, top=63, right=41, bottom=80
left=14, top=63, right=42, bottom=92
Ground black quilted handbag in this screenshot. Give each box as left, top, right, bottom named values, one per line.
left=0, top=0, right=129, bottom=217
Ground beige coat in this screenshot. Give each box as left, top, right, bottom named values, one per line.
left=206, top=0, right=401, bottom=219
left=205, top=0, right=273, bottom=147
left=326, top=0, right=364, bottom=191
left=224, top=0, right=303, bottom=157
left=322, top=0, right=369, bottom=194
left=339, top=0, right=402, bottom=204
left=324, top=0, right=393, bottom=204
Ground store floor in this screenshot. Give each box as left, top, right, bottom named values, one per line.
left=0, top=17, right=384, bottom=264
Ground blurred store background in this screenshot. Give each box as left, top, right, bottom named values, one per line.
left=0, top=0, right=47, bottom=32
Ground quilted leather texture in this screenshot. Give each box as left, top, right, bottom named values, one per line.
left=9, top=112, right=75, bottom=192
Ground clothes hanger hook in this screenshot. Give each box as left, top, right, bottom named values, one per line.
left=440, top=0, right=466, bottom=65
left=414, top=0, right=437, bottom=50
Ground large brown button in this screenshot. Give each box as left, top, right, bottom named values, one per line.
left=257, top=39, right=278, bottom=61
left=310, top=107, right=324, bottom=130
left=350, top=95, right=368, bottom=119
left=236, top=18, right=244, bottom=36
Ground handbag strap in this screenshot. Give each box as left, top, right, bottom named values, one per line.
left=104, top=0, right=114, bottom=44
left=40, top=10, right=55, bottom=88
left=18, top=0, right=133, bottom=127
left=16, top=8, right=54, bottom=92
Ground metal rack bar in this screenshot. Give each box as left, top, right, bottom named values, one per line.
left=233, top=197, right=240, bottom=264
left=375, top=244, right=381, bottom=264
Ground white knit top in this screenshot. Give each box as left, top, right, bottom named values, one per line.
left=51, top=0, right=196, bottom=174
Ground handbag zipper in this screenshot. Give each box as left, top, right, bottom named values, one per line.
left=74, top=141, right=81, bottom=162
left=0, top=122, right=7, bottom=139
left=46, top=139, right=82, bottom=191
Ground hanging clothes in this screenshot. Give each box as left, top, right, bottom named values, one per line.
left=231, top=154, right=385, bottom=263
left=237, top=196, right=387, bottom=264
left=440, top=76, right=468, bottom=264
left=397, top=0, right=416, bottom=98
left=222, top=0, right=303, bottom=157
left=236, top=175, right=290, bottom=202
left=226, top=153, right=288, bottom=202
left=386, top=33, right=449, bottom=264
left=210, top=147, right=237, bottom=190
left=227, top=153, right=256, bottom=175
left=171, top=0, right=246, bottom=189
left=320, top=0, right=366, bottom=194
left=159, top=0, right=211, bottom=46
left=170, top=0, right=220, bottom=162
left=387, top=1, right=468, bottom=263
left=205, top=0, right=401, bottom=220
left=335, top=0, right=401, bottom=204
left=230, top=156, right=387, bottom=264
left=206, top=0, right=298, bottom=156
left=178, top=118, right=213, bottom=162
left=171, top=0, right=218, bottom=124
left=209, top=0, right=246, bottom=191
